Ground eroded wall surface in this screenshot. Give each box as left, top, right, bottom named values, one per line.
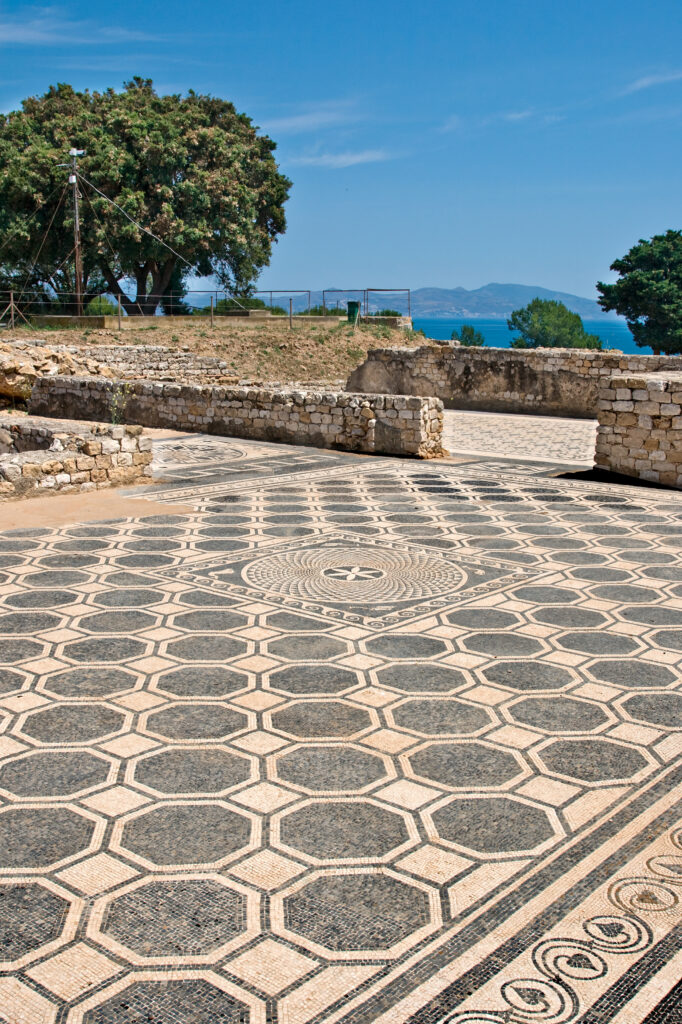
left=347, top=345, right=682, bottom=418
left=29, top=377, right=445, bottom=459
left=596, top=371, right=682, bottom=487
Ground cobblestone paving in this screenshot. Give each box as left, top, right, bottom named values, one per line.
left=0, top=430, right=680, bottom=1024
left=442, top=410, right=598, bottom=466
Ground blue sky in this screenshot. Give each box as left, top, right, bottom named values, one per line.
left=1, top=0, right=682, bottom=299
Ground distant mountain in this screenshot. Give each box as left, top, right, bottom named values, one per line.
left=407, top=284, right=614, bottom=320
left=286, top=283, right=615, bottom=320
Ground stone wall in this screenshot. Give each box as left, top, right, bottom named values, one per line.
left=29, top=376, right=445, bottom=458
left=0, top=416, right=152, bottom=500
left=29, top=313, right=347, bottom=328
left=347, top=344, right=682, bottom=418
left=358, top=316, right=412, bottom=329
left=595, top=372, right=682, bottom=487
left=7, top=341, right=231, bottom=383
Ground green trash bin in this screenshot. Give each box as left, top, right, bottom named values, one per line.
left=347, top=301, right=361, bottom=325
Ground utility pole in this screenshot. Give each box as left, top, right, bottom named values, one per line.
left=68, top=148, right=85, bottom=316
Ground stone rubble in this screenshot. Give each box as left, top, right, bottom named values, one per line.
left=0, top=341, right=112, bottom=399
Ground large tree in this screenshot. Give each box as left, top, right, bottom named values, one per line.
left=0, top=79, right=291, bottom=315
left=597, top=231, right=682, bottom=354
left=507, top=298, right=602, bottom=349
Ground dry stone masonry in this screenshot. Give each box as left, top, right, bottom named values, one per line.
left=595, top=371, right=682, bottom=487
left=29, top=376, right=445, bottom=458
left=0, top=340, right=112, bottom=400
left=347, top=344, right=682, bottom=418
left=5, top=341, right=232, bottom=384
left=0, top=415, right=152, bottom=500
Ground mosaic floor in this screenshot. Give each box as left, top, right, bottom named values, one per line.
left=0, top=428, right=680, bottom=1024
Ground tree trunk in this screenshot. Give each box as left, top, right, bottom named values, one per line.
left=102, top=258, right=177, bottom=316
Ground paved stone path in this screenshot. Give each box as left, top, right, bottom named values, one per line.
left=442, top=409, right=598, bottom=466
left=0, top=427, right=680, bottom=1024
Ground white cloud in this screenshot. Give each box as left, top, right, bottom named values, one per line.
left=501, top=109, right=534, bottom=122
left=263, top=103, right=359, bottom=134
left=439, top=114, right=461, bottom=133
left=289, top=148, right=392, bottom=168
left=622, top=70, right=682, bottom=94
left=483, top=108, right=563, bottom=127
left=0, top=7, right=157, bottom=45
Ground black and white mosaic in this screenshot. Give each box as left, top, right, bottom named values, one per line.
left=0, top=428, right=679, bottom=1024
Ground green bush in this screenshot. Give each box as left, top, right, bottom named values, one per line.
left=85, top=296, right=117, bottom=316
left=451, top=324, right=486, bottom=347
left=299, top=304, right=347, bottom=317
left=195, top=297, right=287, bottom=316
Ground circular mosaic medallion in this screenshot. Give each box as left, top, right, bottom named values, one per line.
left=154, top=440, right=251, bottom=465
left=242, top=543, right=466, bottom=605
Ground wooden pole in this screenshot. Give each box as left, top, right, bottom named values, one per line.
left=289, top=297, right=293, bottom=329
left=117, top=295, right=122, bottom=331
left=70, top=154, right=83, bottom=317
left=9, top=291, right=15, bottom=330
left=210, top=295, right=214, bottom=328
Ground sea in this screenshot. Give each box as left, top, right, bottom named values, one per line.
left=411, top=318, right=648, bottom=355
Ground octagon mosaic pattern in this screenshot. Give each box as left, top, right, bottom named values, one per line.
left=0, top=430, right=679, bottom=1024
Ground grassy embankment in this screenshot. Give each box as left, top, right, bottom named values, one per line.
left=10, top=319, right=429, bottom=384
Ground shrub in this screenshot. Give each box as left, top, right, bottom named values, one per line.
left=85, top=296, right=117, bottom=316
left=451, top=324, right=485, bottom=347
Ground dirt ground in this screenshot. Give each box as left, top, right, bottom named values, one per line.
left=5, top=318, right=430, bottom=384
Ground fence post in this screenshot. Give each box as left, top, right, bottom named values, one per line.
left=289, top=297, right=293, bottom=330
left=9, top=292, right=14, bottom=330
left=117, top=295, right=122, bottom=331
left=210, top=295, right=214, bottom=328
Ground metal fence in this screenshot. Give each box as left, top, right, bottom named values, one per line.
left=0, top=286, right=412, bottom=324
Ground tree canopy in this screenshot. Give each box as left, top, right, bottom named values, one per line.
left=451, top=324, right=485, bottom=347
left=597, top=231, right=682, bottom=354
left=0, top=79, right=291, bottom=315
left=507, top=298, right=602, bottom=349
